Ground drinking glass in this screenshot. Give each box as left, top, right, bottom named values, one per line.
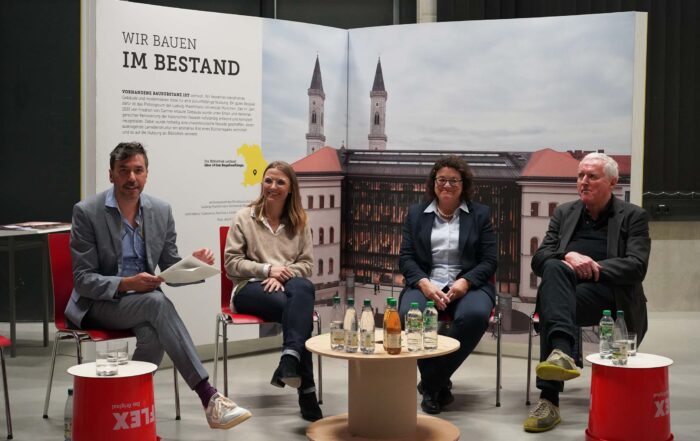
left=611, top=340, right=629, bottom=366
left=108, top=341, right=129, bottom=365
left=96, top=350, right=118, bottom=376
left=626, top=332, right=637, bottom=356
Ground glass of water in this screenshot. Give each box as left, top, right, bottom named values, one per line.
left=96, top=350, right=118, bottom=376
left=108, top=341, right=129, bottom=365
left=627, top=332, right=637, bottom=356
left=611, top=340, right=629, bottom=366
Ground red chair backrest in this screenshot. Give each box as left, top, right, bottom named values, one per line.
left=48, top=232, right=73, bottom=328
left=219, top=226, right=233, bottom=310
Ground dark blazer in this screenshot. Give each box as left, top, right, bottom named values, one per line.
left=66, top=190, right=182, bottom=327
left=399, top=200, right=497, bottom=302
left=532, top=196, right=651, bottom=344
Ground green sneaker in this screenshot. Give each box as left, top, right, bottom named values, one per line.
left=523, top=398, right=561, bottom=433
left=535, top=349, right=580, bottom=381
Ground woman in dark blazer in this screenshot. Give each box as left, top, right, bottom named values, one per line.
left=399, top=155, right=497, bottom=415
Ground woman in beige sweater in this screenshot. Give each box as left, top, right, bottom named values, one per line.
left=224, top=161, right=321, bottom=422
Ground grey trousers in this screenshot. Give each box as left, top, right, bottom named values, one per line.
left=83, top=290, right=208, bottom=389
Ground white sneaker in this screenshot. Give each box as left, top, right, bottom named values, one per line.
left=205, top=393, right=252, bottom=429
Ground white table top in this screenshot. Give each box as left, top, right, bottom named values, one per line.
left=306, top=330, right=460, bottom=361
left=68, top=361, right=157, bottom=378
left=0, top=224, right=70, bottom=237
left=586, top=352, right=673, bottom=368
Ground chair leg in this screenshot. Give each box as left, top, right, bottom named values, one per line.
left=42, top=332, right=62, bottom=418
left=212, top=316, right=221, bottom=390
left=526, top=317, right=534, bottom=406
left=315, top=315, right=323, bottom=405
left=495, top=312, right=501, bottom=407
left=173, top=368, right=181, bottom=420
left=1, top=348, right=12, bottom=440
left=222, top=320, right=229, bottom=398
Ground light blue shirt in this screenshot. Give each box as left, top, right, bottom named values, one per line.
left=423, top=200, right=470, bottom=289
left=105, top=188, right=146, bottom=277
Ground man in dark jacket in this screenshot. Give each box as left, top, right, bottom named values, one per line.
left=523, top=152, right=650, bottom=433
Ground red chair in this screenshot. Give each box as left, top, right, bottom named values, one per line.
left=43, top=232, right=181, bottom=419
left=212, top=226, right=323, bottom=402
left=437, top=279, right=502, bottom=407
left=0, top=335, right=13, bottom=440
left=525, top=312, right=583, bottom=405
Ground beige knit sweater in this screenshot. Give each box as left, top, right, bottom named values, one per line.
left=224, top=206, right=313, bottom=288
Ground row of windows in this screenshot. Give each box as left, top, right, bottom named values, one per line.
left=317, top=258, right=334, bottom=276
left=530, top=202, right=558, bottom=217
left=311, top=227, right=336, bottom=245
left=307, top=194, right=336, bottom=209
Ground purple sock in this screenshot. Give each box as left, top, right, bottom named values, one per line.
left=194, top=379, right=218, bottom=408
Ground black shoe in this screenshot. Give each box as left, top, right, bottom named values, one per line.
left=299, top=392, right=323, bottom=422
left=417, top=379, right=452, bottom=394
left=417, top=382, right=454, bottom=412
left=270, top=355, right=301, bottom=389
left=421, top=391, right=442, bottom=414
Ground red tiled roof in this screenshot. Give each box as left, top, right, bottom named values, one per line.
left=521, top=148, right=580, bottom=178
left=521, top=148, right=631, bottom=178
left=291, top=146, right=342, bottom=173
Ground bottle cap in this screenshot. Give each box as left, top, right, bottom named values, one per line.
left=426, top=300, right=434, bottom=307
left=603, top=309, right=611, bottom=316
left=388, top=297, right=397, bottom=307
left=386, top=296, right=394, bottom=305
left=68, top=388, right=73, bottom=396
left=617, top=310, right=624, bottom=317
left=364, top=298, right=371, bottom=307
left=333, top=295, right=340, bottom=304
left=410, top=302, right=419, bottom=308
left=347, top=297, right=355, bottom=306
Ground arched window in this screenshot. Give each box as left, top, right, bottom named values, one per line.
left=318, top=259, right=324, bottom=276
left=530, top=272, right=538, bottom=289
left=329, top=258, right=334, bottom=275
left=330, top=195, right=335, bottom=208
left=307, top=196, right=313, bottom=209
left=530, top=202, right=539, bottom=217
left=374, top=112, right=380, bottom=125
left=319, top=227, right=324, bottom=245
left=311, top=112, right=317, bottom=124
left=530, top=237, right=539, bottom=255
left=319, top=195, right=325, bottom=209
left=548, top=202, right=557, bottom=217
left=330, top=227, right=335, bottom=243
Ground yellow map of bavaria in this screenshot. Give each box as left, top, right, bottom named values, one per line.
left=236, top=144, right=267, bottom=186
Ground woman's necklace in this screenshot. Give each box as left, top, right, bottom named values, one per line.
left=436, top=205, right=455, bottom=220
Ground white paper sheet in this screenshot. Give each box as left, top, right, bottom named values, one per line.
left=159, top=255, right=220, bottom=284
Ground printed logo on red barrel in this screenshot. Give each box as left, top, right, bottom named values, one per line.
left=112, top=401, right=155, bottom=430
left=652, top=391, right=670, bottom=418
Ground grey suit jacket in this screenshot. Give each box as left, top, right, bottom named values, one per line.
left=532, top=196, right=651, bottom=344
left=66, top=189, right=181, bottom=327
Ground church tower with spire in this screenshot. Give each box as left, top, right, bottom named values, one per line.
left=368, top=58, right=387, bottom=150
left=306, top=56, right=326, bottom=155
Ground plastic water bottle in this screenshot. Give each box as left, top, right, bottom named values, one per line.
left=360, top=298, right=376, bottom=354
left=330, top=294, right=344, bottom=351
left=423, top=300, right=438, bottom=351
left=612, top=310, right=629, bottom=365
left=598, top=309, right=614, bottom=359
left=344, top=297, right=359, bottom=353
left=406, top=302, right=423, bottom=352
left=64, top=388, right=73, bottom=441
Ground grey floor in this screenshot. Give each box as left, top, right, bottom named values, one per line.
left=2, top=311, right=699, bottom=440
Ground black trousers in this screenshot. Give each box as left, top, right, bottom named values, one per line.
left=233, top=277, right=316, bottom=391
left=536, top=259, right=615, bottom=393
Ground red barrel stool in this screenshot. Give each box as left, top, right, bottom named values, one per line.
left=585, top=353, right=674, bottom=441
left=68, top=361, right=158, bottom=441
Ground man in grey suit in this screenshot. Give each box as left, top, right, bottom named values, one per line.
left=523, top=152, right=650, bottom=433
left=67, top=142, right=251, bottom=430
